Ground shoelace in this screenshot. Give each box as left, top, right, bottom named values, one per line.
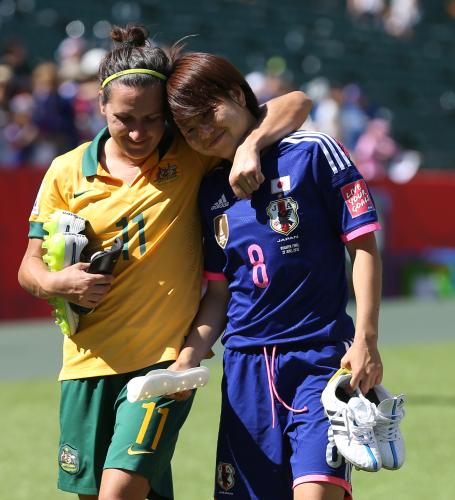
left=344, top=401, right=377, bottom=445
left=374, top=408, right=405, bottom=441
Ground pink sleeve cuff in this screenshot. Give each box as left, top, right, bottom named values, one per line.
left=203, top=271, right=227, bottom=281
left=341, top=222, right=381, bottom=242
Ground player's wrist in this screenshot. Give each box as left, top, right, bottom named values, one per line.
left=36, top=269, right=59, bottom=299
left=238, top=133, right=261, bottom=155
left=353, top=330, right=379, bottom=346
left=176, top=346, right=203, bottom=369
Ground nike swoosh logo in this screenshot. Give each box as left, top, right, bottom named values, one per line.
left=73, top=190, right=92, bottom=198
left=127, top=445, right=154, bottom=456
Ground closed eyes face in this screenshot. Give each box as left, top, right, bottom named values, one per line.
left=101, top=83, right=166, bottom=162
left=176, top=96, right=250, bottom=160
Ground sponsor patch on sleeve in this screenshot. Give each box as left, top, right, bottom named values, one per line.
left=341, top=179, right=375, bottom=218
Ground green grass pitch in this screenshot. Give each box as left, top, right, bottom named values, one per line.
left=1, top=341, right=454, bottom=499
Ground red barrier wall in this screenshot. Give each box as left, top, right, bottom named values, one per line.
left=1, top=168, right=52, bottom=319
left=2, top=168, right=455, bottom=319
left=370, top=172, right=455, bottom=253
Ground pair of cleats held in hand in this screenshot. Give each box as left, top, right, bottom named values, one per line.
left=321, top=368, right=405, bottom=472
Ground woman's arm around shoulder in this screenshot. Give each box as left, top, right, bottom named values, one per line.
left=230, top=91, right=312, bottom=198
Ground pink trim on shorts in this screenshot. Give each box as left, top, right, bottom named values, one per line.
left=203, top=271, right=227, bottom=281
left=293, top=475, right=352, bottom=499
left=341, top=222, right=381, bottom=242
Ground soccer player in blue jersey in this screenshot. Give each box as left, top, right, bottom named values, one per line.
left=166, top=52, right=383, bottom=500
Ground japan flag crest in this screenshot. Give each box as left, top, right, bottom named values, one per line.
left=271, top=175, right=291, bottom=194
left=267, top=197, right=299, bottom=235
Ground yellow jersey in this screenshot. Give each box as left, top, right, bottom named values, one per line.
left=29, top=127, right=217, bottom=380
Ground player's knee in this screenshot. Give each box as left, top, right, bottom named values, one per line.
left=293, top=481, right=346, bottom=500
left=99, top=469, right=150, bottom=500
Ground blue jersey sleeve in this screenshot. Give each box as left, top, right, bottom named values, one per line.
left=198, top=179, right=228, bottom=276
left=310, top=134, right=379, bottom=239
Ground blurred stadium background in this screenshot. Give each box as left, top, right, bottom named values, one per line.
left=1, top=1, right=454, bottom=499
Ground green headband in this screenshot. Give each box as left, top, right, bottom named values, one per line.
left=101, top=68, right=167, bottom=89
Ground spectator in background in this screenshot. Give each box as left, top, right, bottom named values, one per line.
left=56, top=37, right=86, bottom=83
left=1, top=39, right=31, bottom=96
left=339, top=83, right=370, bottom=151
left=72, top=48, right=107, bottom=142
left=0, top=64, right=13, bottom=166
left=31, top=62, right=78, bottom=166
left=307, top=77, right=343, bottom=139
left=447, top=0, right=455, bottom=18
left=384, top=0, right=421, bottom=38
left=2, top=92, right=38, bottom=167
left=347, top=0, right=422, bottom=38
left=347, top=0, right=386, bottom=28
left=354, top=117, right=398, bottom=180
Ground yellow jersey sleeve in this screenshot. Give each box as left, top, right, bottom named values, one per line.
left=29, top=145, right=87, bottom=238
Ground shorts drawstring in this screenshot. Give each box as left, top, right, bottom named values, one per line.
left=263, top=346, right=308, bottom=428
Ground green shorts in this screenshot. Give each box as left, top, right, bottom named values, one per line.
left=58, top=361, right=194, bottom=499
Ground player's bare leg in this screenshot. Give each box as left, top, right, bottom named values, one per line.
left=294, top=481, right=346, bottom=500
left=98, top=469, right=150, bottom=500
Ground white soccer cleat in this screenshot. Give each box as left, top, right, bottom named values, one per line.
left=321, top=368, right=382, bottom=472
left=43, top=210, right=86, bottom=236
left=127, top=366, right=210, bottom=402
left=367, top=385, right=406, bottom=470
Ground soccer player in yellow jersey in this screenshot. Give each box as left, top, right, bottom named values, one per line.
left=18, top=25, right=312, bottom=500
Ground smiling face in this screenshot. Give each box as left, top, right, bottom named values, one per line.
left=175, top=91, right=254, bottom=161
left=100, top=83, right=166, bottom=163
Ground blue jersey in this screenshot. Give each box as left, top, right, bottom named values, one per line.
left=199, top=131, right=380, bottom=350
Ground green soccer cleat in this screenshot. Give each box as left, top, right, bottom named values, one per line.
left=42, top=211, right=88, bottom=336
left=42, top=233, right=88, bottom=270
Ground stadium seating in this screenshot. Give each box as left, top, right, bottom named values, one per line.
left=1, top=0, right=454, bottom=167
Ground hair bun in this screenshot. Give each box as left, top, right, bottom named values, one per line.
left=111, top=24, right=149, bottom=48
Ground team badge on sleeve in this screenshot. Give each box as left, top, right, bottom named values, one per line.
left=341, top=180, right=375, bottom=218
left=217, top=462, right=235, bottom=491
left=214, top=214, right=229, bottom=249
left=267, top=197, right=299, bottom=235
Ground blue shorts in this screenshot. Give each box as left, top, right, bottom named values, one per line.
left=214, top=342, right=353, bottom=500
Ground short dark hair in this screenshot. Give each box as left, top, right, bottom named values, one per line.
left=166, top=52, right=261, bottom=123
left=99, top=24, right=171, bottom=104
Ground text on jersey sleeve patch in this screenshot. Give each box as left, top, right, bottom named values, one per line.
left=341, top=180, right=375, bottom=218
